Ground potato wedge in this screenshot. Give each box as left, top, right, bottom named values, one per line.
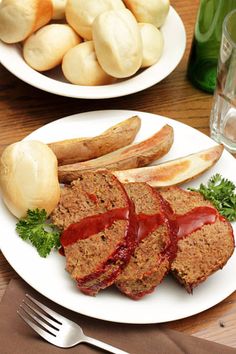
left=49, top=115, right=141, bottom=165
left=113, top=144, right=224, bottom=187
left=58, top=124, right=174, bottom=183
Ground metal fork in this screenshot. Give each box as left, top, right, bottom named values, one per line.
left=17, top=294, right=129, bottom=354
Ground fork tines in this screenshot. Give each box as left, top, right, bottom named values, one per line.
left=18, top=294, right=129, bottom=353
left=17, top=294, right=62, bottom=339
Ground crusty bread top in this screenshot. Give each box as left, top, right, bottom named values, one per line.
left=65, top=0, right=125, bottom=40
left=62, top=41, right=115, bottom=86
left=52, top=0, right=66, bottom=19
left=0, top=0, right=53, bottom=43
left=123, top=0, right=170, bottom=28
left=139, top=23, right=164, bottom=68
left=23, top=24, right=81, bottom=71
left=92, top=9, right=142, bottom=78
left=0, top=140, right=60, bottom=218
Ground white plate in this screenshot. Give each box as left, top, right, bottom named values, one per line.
left=0, top=110, right=236, bottom=324
left=0, top=7, right=186, bottom=99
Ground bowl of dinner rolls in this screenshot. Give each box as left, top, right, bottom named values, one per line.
left=0, top=0, right=186, bottom=98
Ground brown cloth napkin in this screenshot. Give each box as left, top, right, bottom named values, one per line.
left=0, top=278, right=235, bottom=354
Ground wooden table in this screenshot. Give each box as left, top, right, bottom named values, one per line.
left=1, top=0, right=236, bottom=350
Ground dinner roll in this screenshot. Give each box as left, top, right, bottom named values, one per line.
left=62, top=41, right=116, bottom=86
left=0, top=0, right=53, bottom=44
left=23, top=24, right=81, bottom=71
left=139, top=23, right=164, bottom=68
left=0, top=140, right=60, bottom=219
left=92, top=9, right=142, bottom=78
left=65, top=0, right=125, bottom=40
left=123, top=0, right=170, bottom=28
left=52, top=0, right=67, bottom=19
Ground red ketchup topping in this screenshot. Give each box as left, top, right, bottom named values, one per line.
left=59, top=247, right=65, bottom=256
left=86, top=193, right=98, bottom=204
left=61, top=209, right=165, bottom=248
left=158, top=196, right=179, bottom=263
left=60, top=202, right=218, bottom=294
left=176, top=206, right=218, bottom=239
left=61, top=207, right=130, bottom=247
left=75, top=201, right=138, bottom=292
left=137, top=213, right=165, bottom=241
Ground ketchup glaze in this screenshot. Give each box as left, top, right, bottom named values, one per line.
left=176, top=206, right=218, bottom=239
left=61, top=207, right=130, bottom=247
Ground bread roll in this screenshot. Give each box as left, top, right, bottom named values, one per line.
left=65, top=0, right=125, bottom=40
left=92, top=9, right=142, bottom=78
left=0, top=140, right=60, bottom=219
left=62, top=41, right=115, bottom=86
left=123, top=0, right=170, bottom=28
left=23, top=24, right=81, bottom=71
left=52, top=0, right=67, bottom=19
left=139, top=23, right=164, bottom=68
left=0, top=0, right=53, bottom=44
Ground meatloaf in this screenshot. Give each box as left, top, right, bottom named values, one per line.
left=160, top=187, right=235, bottom=293
left=51, top=170, right=137, bottom=296
left=115, top=182, right=176, bottom=299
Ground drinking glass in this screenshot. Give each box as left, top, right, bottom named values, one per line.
left=210, top=9, right=236, bottom=153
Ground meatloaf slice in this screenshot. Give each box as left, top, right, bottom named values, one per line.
left=51, top=170, right=137, bottom=296
left=115, top=182, right=175, bottom=299
left=160, top=186, right=235, bottom=293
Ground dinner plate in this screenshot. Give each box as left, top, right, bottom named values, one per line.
left=0, top=110, right=236, bottom=324
left=0, top=7, right=186, bottom=99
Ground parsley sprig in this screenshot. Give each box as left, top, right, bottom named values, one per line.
left=189, top=174, right=236, bottom=222
left=16, top=209, right=61, bottom=257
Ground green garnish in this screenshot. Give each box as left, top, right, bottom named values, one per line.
left=188, top=173, right=236, bottom=222
left=16, top=209, right=60, bottom=257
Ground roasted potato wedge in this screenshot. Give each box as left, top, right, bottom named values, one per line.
left=113, top=144, right=224, bottom=187
left=58, top=124, right=174, bottom=183
left=49, top=115, right=141, bottom=165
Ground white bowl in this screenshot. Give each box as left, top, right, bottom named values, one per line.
left=0, top=7, right=186, bottom=99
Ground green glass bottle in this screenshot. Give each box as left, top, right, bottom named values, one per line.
left=187, top=0, right=236, bottom=93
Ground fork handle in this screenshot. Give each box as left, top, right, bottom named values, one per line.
left=83, top=335, right=129, bottom=354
